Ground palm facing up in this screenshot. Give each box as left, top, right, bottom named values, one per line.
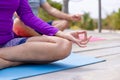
left=68, top=31, right=91, bottom=47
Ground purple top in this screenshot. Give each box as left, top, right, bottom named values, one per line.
left=0, top=0, right=58, bottom=45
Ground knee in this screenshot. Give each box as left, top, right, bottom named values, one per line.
left=13, top=18, right=22, bottom=31
left=55, top=38, right=72, bottom=60
left=54, top=20, right=70, bottom=31
left=13, top=18, right=21, bottom=25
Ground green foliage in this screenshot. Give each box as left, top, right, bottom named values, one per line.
left=111, top=9, right=120, bottom=30
left=47, top=0, right=62, bottom=10
left=72, top=13, right=96, bottom=30
left=38, top=0, right=62, bottom=21
left=102, top=16, right=110, bottom=28
left=103, top=8, right=120, bottom=30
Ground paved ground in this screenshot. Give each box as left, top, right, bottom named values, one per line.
left=21, top=29, right=120, bottom=80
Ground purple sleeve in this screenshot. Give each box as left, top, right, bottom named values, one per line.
left=16, top=0, right=59, bottom=36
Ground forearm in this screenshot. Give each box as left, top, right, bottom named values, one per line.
left=42, top=2, right=81, bottom=22
left=47, top=8, right=71, bottom=20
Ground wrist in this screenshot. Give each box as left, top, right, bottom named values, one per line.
left=55, top=31, right=68, bottom=39
left=65, top=14, right=72, bottom=21
left=55, top=31, right=63, bottom=37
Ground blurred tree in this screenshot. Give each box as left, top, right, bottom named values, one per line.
left=111, top=9, right=120, bottom=30
left=70, top=13, right=96, bottom=30
left=102, top=15, right=113, bottom=30
left=80, top=13, right=96, bottom=30
left=103, top=8, right=120, bottom=30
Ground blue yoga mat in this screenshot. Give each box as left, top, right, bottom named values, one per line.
left=0, top=53, right=105, bottom=80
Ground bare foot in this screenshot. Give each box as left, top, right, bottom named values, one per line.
left=0, top=58, right=22, bottom=69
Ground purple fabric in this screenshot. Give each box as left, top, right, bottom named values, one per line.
left=3, top=38, right=27, bottom=47
left=0, top=0, right=58, bottom=45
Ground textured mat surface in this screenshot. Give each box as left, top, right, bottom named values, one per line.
left=79, top=35, right=105, bottom=42
left=89, top=37, right=105, bottom=42
left=0, top=53, right=105, bottom=80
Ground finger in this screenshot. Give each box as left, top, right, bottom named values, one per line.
left=71, top=31, right=83, bottom=39
left=77, top=31, right=87, bottom=40
left=84, top=31, right=88, bottom=40
left=75, top=31, right=86, bottom=39
left=80, top=36, right=92, bottom=45
left=74, top=39, right=87, bottom=48
left=77, top=31, right=86, bottom=34
left=72, top=14, right=81, bottom=21
left=70, top=32, right=78, bottom=39
left=79, top=36, right=91, bottom=44
left=79, top=31, right=88, bottom=41
left=74, top=14, right=81, bottom=18
left=79, top=45, right=87, bottom=48
left=81, top=36, right=92, bottom=44
left=76, top=42, right=87, bottom=48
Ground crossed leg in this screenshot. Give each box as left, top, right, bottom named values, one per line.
left=0, top=35, right=72, bottom=69
left=52, top=20, right=69, bottom=31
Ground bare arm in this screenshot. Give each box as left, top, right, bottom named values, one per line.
left=55, top=31, right=91, bottom=47
left=41, top=2, right=81, bottom=21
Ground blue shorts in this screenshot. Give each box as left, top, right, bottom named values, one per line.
left=47, top=21, right=53, bottom=25
left=0, top=38, right=27, bottom=48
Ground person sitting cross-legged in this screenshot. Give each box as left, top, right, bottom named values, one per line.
left=0, top=0, right=91, bottom=69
